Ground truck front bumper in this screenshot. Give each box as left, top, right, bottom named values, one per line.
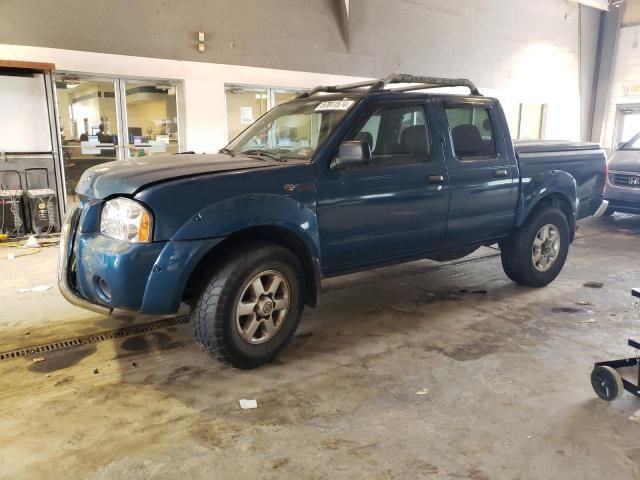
left=58, top=206, right=224, bottom=315
left=58, top=207, right=113, bottom=316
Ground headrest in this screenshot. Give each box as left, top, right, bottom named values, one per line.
left=452, top=124, right=483, bottom=155
left=400, top=125, right=428, bottom=154
left=355, top=131, right=374, bottom=149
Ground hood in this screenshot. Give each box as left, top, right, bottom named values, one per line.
left=76, top=153, right=278, bottom=199
left=608, top=149, right=640, bottom=173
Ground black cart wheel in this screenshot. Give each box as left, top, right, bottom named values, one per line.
left=591, top=366, right=624, bottom=401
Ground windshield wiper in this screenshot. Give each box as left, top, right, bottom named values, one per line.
left=218, top=147, right=235, bottom=157
left=241, top=149, right=283, bottom=161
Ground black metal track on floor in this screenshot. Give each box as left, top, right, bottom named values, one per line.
left=0, top=315, right=189, bottom=361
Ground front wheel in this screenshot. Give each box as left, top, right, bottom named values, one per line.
left=500, top=207, right=570, bottom=287
left=190, top=242, right=305, bottom=369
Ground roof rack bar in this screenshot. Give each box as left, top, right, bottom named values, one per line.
left=386, top=83, right=471, bottom=93
left=296, top=79, right=381, bottom=98
left=371, top=74, right=480, bottom=95
left=298, top=73, right=481, bottom=98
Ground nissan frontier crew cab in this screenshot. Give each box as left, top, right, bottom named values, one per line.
left=58, top=74, right=608, bottom=369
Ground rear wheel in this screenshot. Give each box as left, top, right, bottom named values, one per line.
left=500, top=207, right=570, bottom=287
left=190, top=242, right=305, bottom=369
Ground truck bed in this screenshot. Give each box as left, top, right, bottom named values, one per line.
left=514, top=140, right=606, bottom=219
left=514, top=140, right=601, bottom=154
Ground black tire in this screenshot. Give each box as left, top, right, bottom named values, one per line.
left=500, top=207, right=570, bottom=287
left=591, top=366, right=623, bottom=401
left=190, top=241, right=305, bottom=369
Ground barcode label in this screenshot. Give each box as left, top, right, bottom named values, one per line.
left=315, top=99, right=355, bottom=111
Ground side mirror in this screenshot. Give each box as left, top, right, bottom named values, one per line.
left=331, top=141, right=372, bottom=170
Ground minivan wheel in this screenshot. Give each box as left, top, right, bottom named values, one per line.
left=190, top=242, right=305, bottom=369
left=500, top=207, right=570, bottom=287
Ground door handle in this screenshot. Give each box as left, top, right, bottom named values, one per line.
left=427, top=175, right=445, bottom=184
left=493, top=168, right=509, bottom=178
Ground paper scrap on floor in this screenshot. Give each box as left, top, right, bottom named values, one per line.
left=18, top=285, right=52, bottom=293
left=239, top=399, right=258, bottom=409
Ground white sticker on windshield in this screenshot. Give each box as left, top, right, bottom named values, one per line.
left=315, top=99, right=355, bottom=111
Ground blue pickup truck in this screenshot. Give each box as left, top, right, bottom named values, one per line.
left=58, top=74, right=608, bottom=368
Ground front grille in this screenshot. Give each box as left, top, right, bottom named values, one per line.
left=609, top=171, right=640, bottom=188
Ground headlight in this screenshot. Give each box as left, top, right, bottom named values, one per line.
left=100, top=198, right=153, bottom=243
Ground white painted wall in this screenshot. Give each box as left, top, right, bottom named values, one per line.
left=0, top=73, right=52, bottom=152
left=0, top=41, right=584, bottom=154
left=0, top=44, right=368, bottom=154
left=602, top=25, right=640, bottom=151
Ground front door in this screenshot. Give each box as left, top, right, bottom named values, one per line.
left=316, top=100, right=450, bottom=274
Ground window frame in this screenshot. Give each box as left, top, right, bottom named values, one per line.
left=514, top=103, right=546, bottom=140
left=444, top=102, right=500, bottom=162
left=345, top=100, right=432, bottom=167
left=224, top=83, right=306, bottom=142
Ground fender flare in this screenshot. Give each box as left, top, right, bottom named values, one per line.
left=167, top=194, right=322, bottom=307
left=170, top=193, right=321, bottom=260
left=515, top=170, right=578, bottom=228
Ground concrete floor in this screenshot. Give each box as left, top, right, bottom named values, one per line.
left=1, top=215, right=640, bottom=479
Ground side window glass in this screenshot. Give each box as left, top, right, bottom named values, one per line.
left=356, top=113, right=381, bottom=152
left=445, top=106, right=496, bottom=158
left=352, top=105, right=430, bottom=162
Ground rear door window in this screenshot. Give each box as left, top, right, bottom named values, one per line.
left=445, top=106, right=496, bottom=158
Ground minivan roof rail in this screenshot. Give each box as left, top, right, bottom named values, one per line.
left=297, top=73, right=481, bottom=98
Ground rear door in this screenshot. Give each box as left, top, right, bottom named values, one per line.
left=441, top=100, right=519, bottom=245
left=316, top=99, right=450, bottom=273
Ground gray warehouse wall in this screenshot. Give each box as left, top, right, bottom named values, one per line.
left=1, top=0, right=598, bottom=90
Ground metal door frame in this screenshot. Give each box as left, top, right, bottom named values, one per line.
left=613, top=103, right=640, bottom=147
left=53, top=72, right=186, bottom=209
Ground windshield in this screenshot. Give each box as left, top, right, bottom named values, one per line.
left=225, top=97, right=357, bottom=160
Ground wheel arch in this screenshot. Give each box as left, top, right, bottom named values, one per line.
left=183, top=225, right=321, bottom=308
left=516, top=171, right=578, bottom=241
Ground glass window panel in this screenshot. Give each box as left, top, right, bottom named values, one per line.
left=227, top=98, right=354, bottom=159
left=518, top=104, right=545, bottom=140
left=274, top=91, right=300, bottom=106
left=351, top=105, right=430, bottom=159
left=225, top=88, right=268, bottom=141
left=55, top=76, right=117, bottom=204
left=445, top=106, right=496, bottom=158
left=124, top=81, right=180, bottom=157
left=619, top=111, right=640, bottom=144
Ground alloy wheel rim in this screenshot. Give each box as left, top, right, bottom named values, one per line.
left=235, top=270, right=290, bottom=344
left=531, top=223, right=560, bottom=272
